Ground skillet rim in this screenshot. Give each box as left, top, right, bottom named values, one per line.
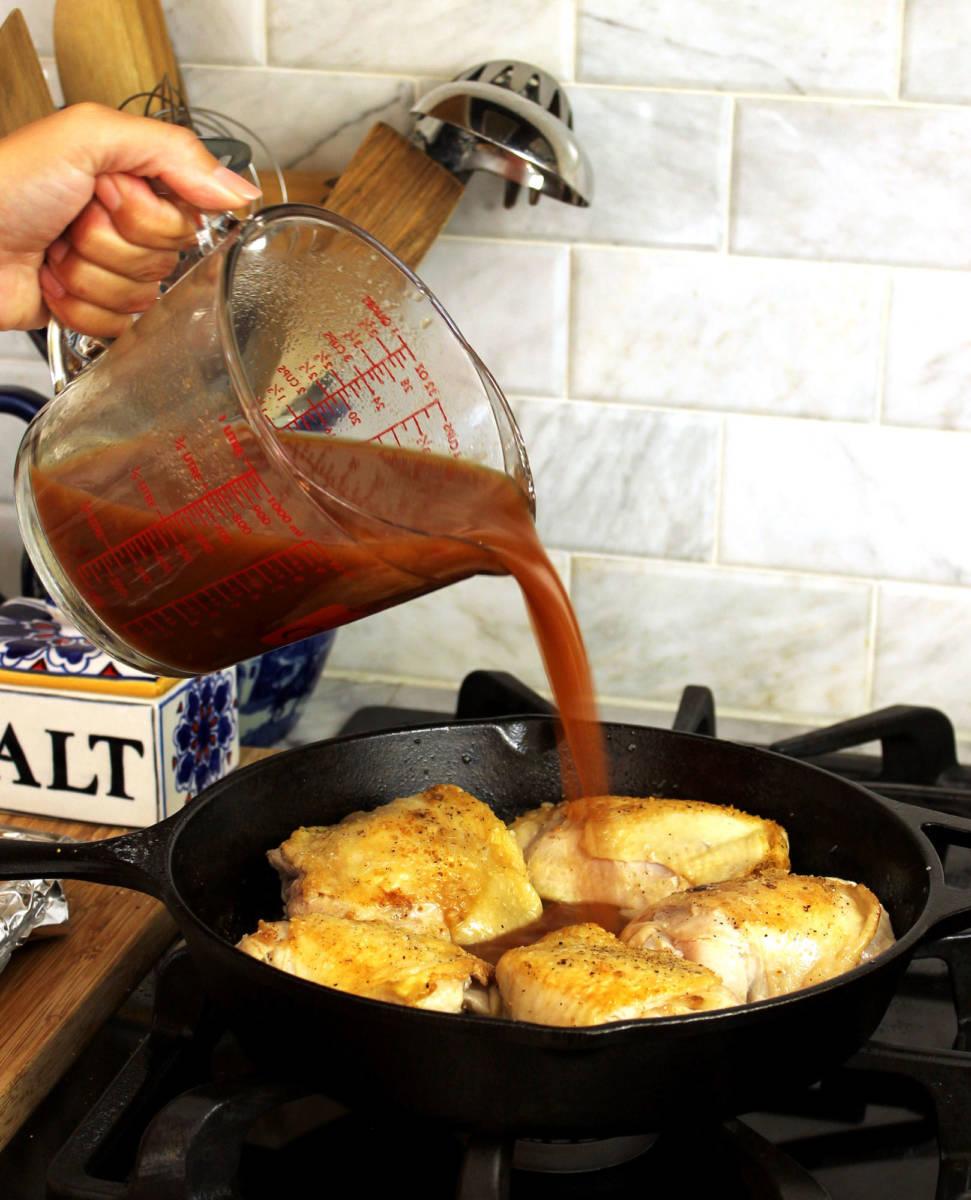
left=165, top=716, right=942, bottom=1039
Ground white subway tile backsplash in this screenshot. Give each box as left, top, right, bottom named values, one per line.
left=327, top=552, right=571, bottom=690
left=181, top=67, right=414, bottom=173
left=267, top=0, right=572, bottom=78
left=166, top=0, right=264, bottom=66
left=578, top=0, right=898, bottom=96
left=883, top=272, right=971, bottom=432
left=448, top=88, right=729, bottom=249
left=571, top=249, right=884, bottom=420
left=418, top=239, right=568, bottom=396
left=572, top=556, right=871, bottom=718
left=733, top=103, right=971, bottom=268
left=511, top=398, right=718, bottom=559
left=721, top=418, right=971, bottom=584
left=0, top=358, right=52, bottom=397
left=0, top=416, right=23, bottom=502
left=902, top=0, right=971, bottom=103
left=0, top=333, right=38, bottom=360
left=874, top=584, right=971, bottom=728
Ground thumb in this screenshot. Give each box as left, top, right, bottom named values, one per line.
left=65, top=103, right=262, bottom=211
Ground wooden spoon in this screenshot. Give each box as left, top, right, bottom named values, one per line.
left=0, top=9, right=55, bottom=137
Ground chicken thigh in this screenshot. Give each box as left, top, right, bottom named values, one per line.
left=621, top=870, right=894, bottom=1003
left=495, top=923, right=737, bottom=1026
left=511, top=796, right=789, bottom=913
left=237, top=913, right=492, bottom=1013
left=269, top=784, right=542, bottom=944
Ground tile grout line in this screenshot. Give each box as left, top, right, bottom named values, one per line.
left=863, top=584, right=881, bottom=709
left=710, top=416, right=727, bottom=563
left=894, top=0, right=908, bottom=100
left=874, top=271, right=894, bottom=424
left=570, top=0, right=580, bottom=82
left=719, top=97, right=737, bottom=254
left=563, top=244, right=576, bottom=401
left=259, top=0, right=269, bottom=66
left=178, top=60, right=971, bottom=112
left=564, top=545, right=971, bottom=595
left=433, top=233, right=971, bottom=279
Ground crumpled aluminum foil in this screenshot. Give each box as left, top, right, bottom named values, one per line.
left=0, top=826, right=71, bottom=977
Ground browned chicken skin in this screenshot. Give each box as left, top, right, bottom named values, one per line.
left=495, top=923, right=737, bottom=1025
left=237, top=913, right=492, bottom=1013
left=512, top=795, right=789, bottom=913
left=269, top=784, right=542, bottom=944
left=621, top=870, right=894, bottom=1003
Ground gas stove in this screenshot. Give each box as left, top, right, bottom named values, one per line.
left=2, top=671, right=971, bottom=1200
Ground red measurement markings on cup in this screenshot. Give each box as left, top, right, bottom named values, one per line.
left=280, top=332, right=415, bottom=433
left=370, top=398, right=461, bottom=456
left=77, top=466, right=273, bottom=597
left=122, top=540, right=338, bottom=638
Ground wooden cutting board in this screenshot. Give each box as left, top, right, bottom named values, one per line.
left=0, top=745, right=276, bottom=1152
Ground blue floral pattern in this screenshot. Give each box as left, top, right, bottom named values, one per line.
left=172, top=673, right=236, bottom=797
left=0, top=599, right=101, bottom=675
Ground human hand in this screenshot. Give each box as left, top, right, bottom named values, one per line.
left=0, top=102, right=261, bottom=337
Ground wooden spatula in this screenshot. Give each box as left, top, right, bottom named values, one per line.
left=0, top=8, right=55, bottom=137
left=54, top=0, right=183, bottom=112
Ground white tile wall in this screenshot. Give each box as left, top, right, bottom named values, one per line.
left=268, top=0, right=574, bottom=78
left=4, top=0, right=971, bottom=740
left=902, top=0, right=971, bottom=103
left=570, top=249, right=885, bottom=420
left=578, top=0, right=900, bottom=97
left=572, top=557, right=872, bottom=720
left=721, top=418, right=971, bottom=585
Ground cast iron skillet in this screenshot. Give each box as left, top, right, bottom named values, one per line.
left=2, top=716, right=971, bottom=1137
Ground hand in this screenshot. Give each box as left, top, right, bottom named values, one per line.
left=0, top=102, right=261, bottom=337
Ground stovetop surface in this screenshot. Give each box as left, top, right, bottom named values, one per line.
left=3, top=672, right=971, bottom=1200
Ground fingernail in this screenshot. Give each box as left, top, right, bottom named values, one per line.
left=48, top=238, right=69, bottom=265
left=211, top=164, right=262, bottom=201
left=39, top=264, right=66, bottom=299
left=97, top=175, right=123, bottom=211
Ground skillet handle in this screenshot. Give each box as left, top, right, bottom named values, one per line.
left=885, top=797, right=971, bottom=932
left=0, top=821, right=174, bottom=900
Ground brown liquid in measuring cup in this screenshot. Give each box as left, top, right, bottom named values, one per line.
left=32, top=435, right=607, bottom=797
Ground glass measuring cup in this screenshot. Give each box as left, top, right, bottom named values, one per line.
left=14, top=206, right=534, bottom=676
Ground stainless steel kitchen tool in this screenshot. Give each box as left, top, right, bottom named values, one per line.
left=412, top=60, right=593, bottom=209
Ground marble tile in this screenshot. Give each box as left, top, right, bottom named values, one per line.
left=417, top=239, right=568, bottom=396
left=327, top=551, right=571, bottom=691
left=165, top=0, right=264, bottom=67
left=572, top=556, right=871, bottom=718
left=874, top=584, right=971, bottom=730
left=721, top=417, right=971, bottom=584
left=578, top=0, right=898, bottom=96
left=733, top=102, right=971, bottom=269
left=0, top=359, right=51, bottom=504
left=448, top=88, right=729, bottom=249
left=512, top=398, right=718, bottom=558
left=902, top=0, right=971, bottom=103
left=571, top=249, right=883, bottom=420
left=182, top=67, right=414, bottom=173
left=883, top=272, right=971, bottom=432
left=0, top=333, right=39, bottom=360
left=284, top=676, right=455, bottom=746
left=267, top=0, right=572, bottom=78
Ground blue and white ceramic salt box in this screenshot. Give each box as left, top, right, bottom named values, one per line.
left=0, top=598, right=238, bottom=826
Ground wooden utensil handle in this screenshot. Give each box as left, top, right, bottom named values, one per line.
left=323, top=123, right=464, bottom=269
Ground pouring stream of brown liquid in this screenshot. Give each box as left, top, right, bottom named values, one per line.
left=33, top=435, right=608, bottom=798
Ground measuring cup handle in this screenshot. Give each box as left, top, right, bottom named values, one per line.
left=0, top=385, right=50, bottom=603
left=47, top=139, right=256, bottom=395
